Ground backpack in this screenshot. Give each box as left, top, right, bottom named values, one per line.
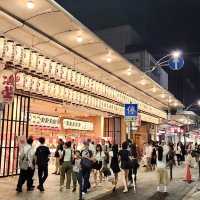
left=19, top=148, right=31, bottom=170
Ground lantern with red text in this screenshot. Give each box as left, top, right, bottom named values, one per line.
left=0, top=70, right=15, bottom=104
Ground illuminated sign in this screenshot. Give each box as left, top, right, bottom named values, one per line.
left=63, top=119, right=93, bottom=131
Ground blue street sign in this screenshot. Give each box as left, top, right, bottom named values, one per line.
left=168, top=56, right=184, bottom=70
left=125, top=104, right=138, bottom=121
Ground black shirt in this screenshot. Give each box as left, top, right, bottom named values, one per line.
left=35, top=145, right=51, bottom=166
left=119, top=149, right=130, bottom=162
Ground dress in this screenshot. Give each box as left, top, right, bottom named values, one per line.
left=119, top=149, right=130, bottom=170
left=109, top=151, right=120, bottom=173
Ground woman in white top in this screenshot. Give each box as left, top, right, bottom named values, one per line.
left=176, top=143, right=182, bottom=166
left=93, top=144, right=105, bottom=186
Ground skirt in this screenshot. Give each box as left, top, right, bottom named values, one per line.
left=93, top=161, right=102, bottom=170
left=121, top=161, right=130, bottom=170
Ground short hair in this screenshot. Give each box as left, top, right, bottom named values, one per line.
left=38, top=137, right=45, bottom=144
left=122, top=141, right=128, bottom=150
left=27, top=136, right=33, bottom=145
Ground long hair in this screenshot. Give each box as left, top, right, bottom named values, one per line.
left=112, top=144, right=118, bottom=158
left=157, top=145, right=163, bottom=161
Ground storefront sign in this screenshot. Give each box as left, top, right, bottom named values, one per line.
left=63, top=119, right=93, bottom=131
left=0, top=69, right=15, bottom=104
left=29, top=113, right=60, bottom=128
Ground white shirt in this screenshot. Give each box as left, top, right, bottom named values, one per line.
left=95, top=151, right=105, bottom=161
left=20, top=143, right=35, bottom=169
left=63, top=148, right=72, bottom=162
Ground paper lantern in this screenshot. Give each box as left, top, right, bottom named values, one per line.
left=61, top=67, right=67, bottom=83
left=60, top=86, right=65, bottom=98
left=0, top=36, right=5, bottom=59
left=36, top=55, right=45, bottom=74
left=44, top=81, right=50, bottom=96
left=50, top=61, right=57, bottom=79
left=43, top=57, right=51, bottom=76
left=55, top=63, right=62, bottom=81
left=71, top=70, right=76, bottom=85
left=49, top=83, right=56, bottom=97
left=80, top=74, right=85, bottom=88
left=15, top=72, right=24, bottom=90
left=54, top=85, right=60, bottom=98
left=21, top=48, right=31, bottom=69
left=4, top=40, right=14, bottom=63
left=30, top=77, right=38, bottom=93
left=38, top=79, right=45, bottom=94
left=29, top=51, right=38, bottom=72
left=23, top=75, right=32, bottom=91
left=76, top=72, right=81, bottom=86
left=13, top=44, right=23, bottom=66
left=0, top=69, right=15, bottom=104
left=66, top=68, right=72, bottom=83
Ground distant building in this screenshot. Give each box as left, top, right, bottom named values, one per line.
left=96, top=25, right=168, bottom=89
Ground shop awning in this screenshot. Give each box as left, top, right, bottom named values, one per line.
left=0, top=0, right=183, bottom=112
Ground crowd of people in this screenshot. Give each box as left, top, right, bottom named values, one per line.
left=16, top=136, right=200, bottom=197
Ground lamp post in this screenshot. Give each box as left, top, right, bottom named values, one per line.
left=145, top=50, right=182, bottom=73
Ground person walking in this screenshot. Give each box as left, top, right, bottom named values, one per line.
left=53, top=139, right=63, bottom=175
left=166, top=143, right=175, bottom=181
left=119, top=142, right=131, bottom=193
left=16, top=136, right=35, bottom=192
left=93, top=144, right=105, bottom=186
left=60, top=141, right=73, bottom=191
left=109, top=144, right=120, bottom=192
left=151, top=142, right=157, bottom=171
left=35, top=137, right=51, bottom=192
left=176, top=143, right=182, bottom=166
left=156, top=142, right=169, bottom=193
left=128, top=143, right=139, bottom=192
left=72, top=150, right=81, bottom=192
left=81, top=141, right=94, bottom=195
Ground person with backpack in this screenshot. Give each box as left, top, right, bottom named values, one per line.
left=60, top=141, right=73, bottom=191
left=16, top=136, right=35, bottom=192
left=35, top=137, right=51, bottom=192
left=81, top=141, right=94, bottom=195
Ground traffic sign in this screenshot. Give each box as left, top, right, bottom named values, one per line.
left=125, top=104, right=138, bottom=121
left=168, top=56, right=184, bottom=70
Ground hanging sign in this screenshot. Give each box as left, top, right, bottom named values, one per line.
left=0, top=69, right=15, bottom=104
left=63, top=119, right=93, bottom=131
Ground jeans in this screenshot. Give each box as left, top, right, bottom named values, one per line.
left=17, top=168, right=33, bottom=190
left=72, top=171, right=81, bottom=189
left=38, top=165, right=48, bottom=188
left=82, top=169, right=91, bottom=193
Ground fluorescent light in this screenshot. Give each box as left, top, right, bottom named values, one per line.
left=140, top=79, right=147, bottom=85
left=168, top=98, right=172, bottom=103
left=174, top=102, right=178, bottom=107
left=152, top=87, right=157, bottom=93
left=127, top=67, right=132, bottom=76
left=161, top=93, right=166, bottom=98
left=27, top=0, right=34, bottom=9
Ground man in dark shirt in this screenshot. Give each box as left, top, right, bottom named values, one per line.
left=35, top=137, right=50, bottom=191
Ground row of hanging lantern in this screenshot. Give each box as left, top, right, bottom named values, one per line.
left=0, top=36, right=132, bottom=103
left=16, top=73, right=123, bottom=115
left=0, top=36, right=166, bottom=119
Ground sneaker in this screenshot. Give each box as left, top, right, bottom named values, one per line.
left=37, top=185, right=44, bottom=192
left=82, top=192, right=86, bottom=196
left=60, top=186, right=64, bottom=192
left=27, top=187, right=34, bottom=191
left=123, top=189, right=128, bottom=193
left=87, top=188, right=91, bottom=192
left=72, top=188, right=76, bottom=192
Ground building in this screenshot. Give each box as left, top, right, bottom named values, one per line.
left=0, top=0, right=182, bottom=177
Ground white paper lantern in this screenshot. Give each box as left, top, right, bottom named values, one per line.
left=21, top=48, right=31, bottom=69
left=30, top=77, right=38, bottom=93
left=15, top=72, right=24, bottom=90
left=49, top=83, right=56, bottom=97
left=76, top=72, right=81, bottom=86
left=4, top=40, right=14, bottom=63
left=71, top=70, right=76, bottom=85
left=44, top=81, right=50, bottom=96
left=0, top=36, right=5, bottom=59
left=55, top=63, right=62, bottom=81
left=29, top=51, right=38, bottom=72
left=54, top=84, right=60, bottom=98
left=37, top=55, right=45, bottom=74
left=43, top=57, right=51, bottom=76
left=0, top=69, right=15, bottom=104
left=61, top=66, right=67, bottom=83
left=23, top=75, right=32, bottom=91
left=38, top=79, right=45, bottom=94
left=66, top=68, right=72, bottom=83
left=13, top=44, right=23, bottom=66
left=60, top=86, right=65, bottom=98
left=50, top=61, right=57, bottom=79
left=80, top=74, right=85, bottom=88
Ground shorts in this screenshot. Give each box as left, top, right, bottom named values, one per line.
left=157, top=168, right=169, bottom=185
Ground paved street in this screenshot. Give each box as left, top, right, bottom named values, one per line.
left=0, top=165, right=199, bottom=200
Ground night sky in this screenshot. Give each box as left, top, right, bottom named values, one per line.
left=56, top=0, right=200, bottom=106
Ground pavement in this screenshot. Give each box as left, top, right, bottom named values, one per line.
left=0, top=164, right=199, bottom=200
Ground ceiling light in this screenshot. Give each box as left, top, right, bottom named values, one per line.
left=197, top=100, right=200, bottom=106
left=171, top=50, right=181, bottom=59
left=76, top=35, right=83, bottom=43
left=168, top=98, right=172, bottom=103
left=140, top=79, right=147, bottom=86
left=161, top=93, right=166, bottom=98
left=106, top=57, right=112, bottom=63
left=174, top=102, right=178, bottom=107
left=127, top=68, right=132, bottom=76
left=27, top=0, right=34, bottom=9
left=152, top=87, right=157, bottom=93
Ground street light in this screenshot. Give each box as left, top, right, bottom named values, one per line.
left=185, top=100, right=200, bottom=111
left=145, top=50, right=182, bottom=73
